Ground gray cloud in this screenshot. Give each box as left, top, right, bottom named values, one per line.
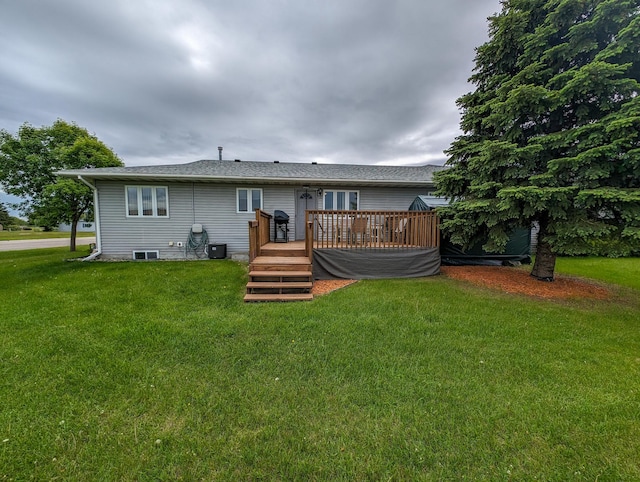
left=1, top=0, right=501, bottom=166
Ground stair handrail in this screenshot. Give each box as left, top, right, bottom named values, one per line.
left=248, top=209, right=273, bottom=262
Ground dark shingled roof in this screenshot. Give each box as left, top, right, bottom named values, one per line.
left=58, top=159, right=444, bottom=187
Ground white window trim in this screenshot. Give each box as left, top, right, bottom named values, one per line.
left=125, top=186, right=169, bottom=218
left=236, top=187, right=263, bottom=213
left=323, top=190, right=360, bottom=210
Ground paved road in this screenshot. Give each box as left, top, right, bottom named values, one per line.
left=0, top=237, right=96, bottom=252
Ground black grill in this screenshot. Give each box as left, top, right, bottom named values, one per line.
left=274, top=210, right=289, bottom=242
left=274, top=210, right=289, bottom=222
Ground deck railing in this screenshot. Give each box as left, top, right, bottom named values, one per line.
left=248, top=209, right=273, bottom=262
left=305, top=210, right=439, bottom=250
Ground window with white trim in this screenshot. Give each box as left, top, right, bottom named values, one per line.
left=237, top=188, right=263, bottom=213
left=323, top=190, right=359, bottom=210
left=126, top=186, right=169, bottom=217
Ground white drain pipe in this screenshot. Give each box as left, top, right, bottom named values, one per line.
left=77, top=175, right=101, bottom=261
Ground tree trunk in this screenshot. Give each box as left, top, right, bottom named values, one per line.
left=531, top=237, right=556, bottom=281
left=70, top=218, right=78, bottom=252
left=530, top=216, right=556, bottom=281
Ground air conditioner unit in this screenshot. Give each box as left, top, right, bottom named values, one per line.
left=207, top=244, right=227, bottom=259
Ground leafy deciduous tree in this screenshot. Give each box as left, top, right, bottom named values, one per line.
left=0, top=120, right=123, bottom=250
left=0, top=203, right=10, bottom=228
left=435, top=0, right=640, bottom=280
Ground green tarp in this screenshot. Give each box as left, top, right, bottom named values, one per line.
left=409, top=196, right=531, bottom=266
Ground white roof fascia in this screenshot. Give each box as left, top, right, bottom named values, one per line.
left=58, top=172, right=434, bottom=186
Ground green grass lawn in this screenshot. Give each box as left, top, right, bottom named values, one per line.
left=0, top=230, right=94, bottom=241
left=556, top=256, right=640, bottom=291
left=1, top=249, right=638, bottom=480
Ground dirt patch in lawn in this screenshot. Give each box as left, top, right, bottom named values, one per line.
left=312, top=279, right=358, bottom=296
left=441, top=265, right=611, bottom=300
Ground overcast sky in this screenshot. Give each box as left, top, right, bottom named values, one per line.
left=1, top=0, right=501, bottom=169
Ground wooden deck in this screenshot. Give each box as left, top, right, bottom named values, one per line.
left=245, top=210, right=440, bottom=302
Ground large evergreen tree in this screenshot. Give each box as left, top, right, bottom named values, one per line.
left=435, top=0, right=640, bottom=280
left=0, top=120, right=123, bottom=250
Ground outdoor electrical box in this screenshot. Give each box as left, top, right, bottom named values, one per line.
left=207, top=244, right=227, bottom=259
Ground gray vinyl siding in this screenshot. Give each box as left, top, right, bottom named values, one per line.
left=263, top=185, right=296, bottom=239
left=98, top=181, right=195, bottom=259
left=358, top=187, right=428, bottom=211
left=95, top=181, right=431, bottom=259
left=96, top=181, right=298, bottom=259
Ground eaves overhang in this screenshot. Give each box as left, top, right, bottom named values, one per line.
left=57, top=171, right=436, bottom=188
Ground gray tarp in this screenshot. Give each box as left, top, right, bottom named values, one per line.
left=313, top=248, right=441, bottom=280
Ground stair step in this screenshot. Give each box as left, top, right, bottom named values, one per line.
left=246, top=281, right=313, bottom=290
left=250, top=265, right=312, bottom=272
left=253, top=256, right=309, bottom=264
left=250, top=255, right=311, bottom=267
left=249, top=261, right=312, bottom=272
left=249, top=270, right=312, bottom=279
left=261, top=248, right=306, bottom=257
left=244, top=293, right=314, bottom=302
left=246, top=243, right=313, bottom=301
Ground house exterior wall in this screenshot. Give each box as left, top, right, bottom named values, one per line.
left=97, top=181, right=297, bottom=259
left=95, top=180, right=430, bottom=260
left=357, top=186, right=427, bottom=211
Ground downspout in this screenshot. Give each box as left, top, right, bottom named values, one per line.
left=77, top=175, right=102, bottom=261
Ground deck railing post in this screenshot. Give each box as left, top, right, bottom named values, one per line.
left=305, top=219, right=313, bottom=263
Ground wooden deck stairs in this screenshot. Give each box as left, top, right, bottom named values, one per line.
left=244, top=242, right=313, bottom=302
